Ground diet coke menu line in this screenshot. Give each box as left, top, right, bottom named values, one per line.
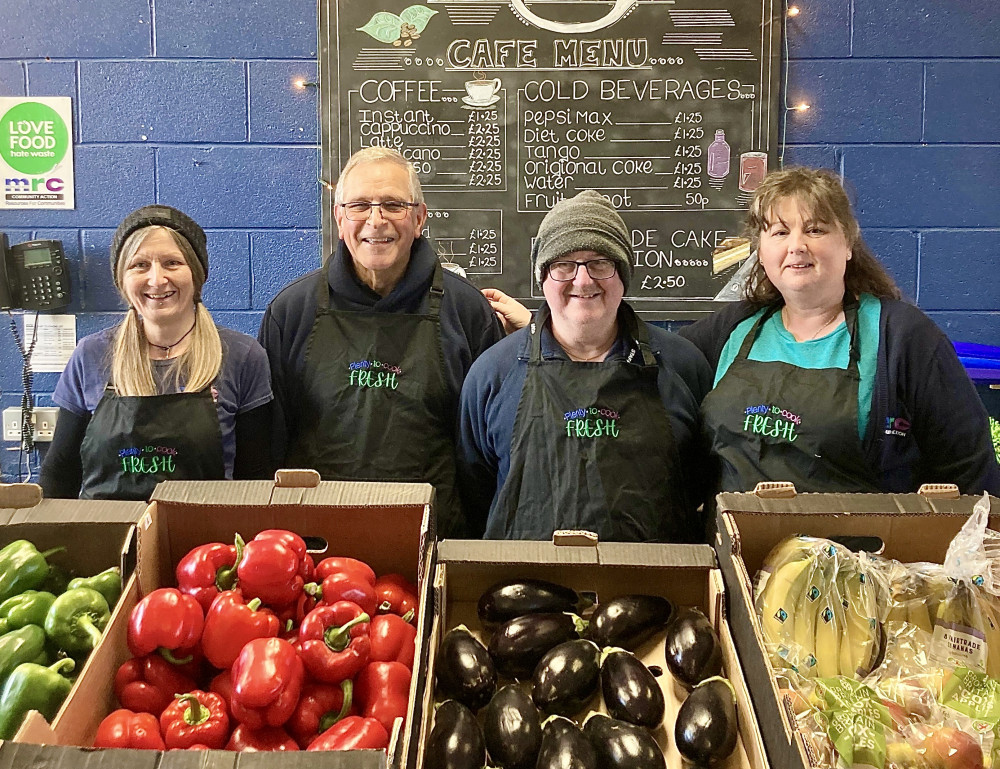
left=321, top=0, right=782, bottom=318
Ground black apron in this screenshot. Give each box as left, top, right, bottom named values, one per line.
left=701, top=296, right=879, bottom=492
left=79, top=385, right=225, bottom=500
left=287, top=263, right=459, bottom=533
left=487, top=302, right=688, bottom=542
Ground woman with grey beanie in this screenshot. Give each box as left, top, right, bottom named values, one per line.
left=40, top=204, right=273, bottom=500
left=456, top=191, right=713, bottom=541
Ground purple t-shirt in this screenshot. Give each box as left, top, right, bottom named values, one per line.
left=53, top=326, right=273, bottom=478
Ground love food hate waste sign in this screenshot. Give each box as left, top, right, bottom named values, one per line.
left=1, top=97, right=75, bottom=210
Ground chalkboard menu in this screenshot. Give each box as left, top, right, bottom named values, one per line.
left=320, top=0, right=782, bottom=318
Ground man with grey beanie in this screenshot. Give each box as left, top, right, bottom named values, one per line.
left=456, top=190, right=714, bottom=542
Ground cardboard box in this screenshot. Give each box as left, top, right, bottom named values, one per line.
left=417, top=538, right=771, bottom=769
left=0, top=485, right=140, bottom=741
left=10, top=476, right=434, bottom=769
left=714, top=485, right=1000, bottom=769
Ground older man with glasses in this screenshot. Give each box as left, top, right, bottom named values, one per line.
left=456, top=190, right=713, bottom=542
left=259, top=147, right=503, bottom=536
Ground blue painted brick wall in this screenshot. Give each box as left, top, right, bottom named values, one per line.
left=0, top=0, right=997, bottom=482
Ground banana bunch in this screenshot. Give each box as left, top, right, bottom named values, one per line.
left=755, top=536, right=882, bottom=679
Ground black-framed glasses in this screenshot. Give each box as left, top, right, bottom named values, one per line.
left=546, top=258, right=618, bottom=281
left=338, top=201, right=420, bottom=221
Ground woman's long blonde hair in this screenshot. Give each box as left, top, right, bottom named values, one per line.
left=110, top=226, right=222, bottom=396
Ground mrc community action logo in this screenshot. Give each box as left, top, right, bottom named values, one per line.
left=1, top=101, right=69, bottom=175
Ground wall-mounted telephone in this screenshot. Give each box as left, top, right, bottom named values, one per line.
left=0, top=233, right=71, bottom=311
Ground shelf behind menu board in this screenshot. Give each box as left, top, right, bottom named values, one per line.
left=320, top=0, right=782, bottom=319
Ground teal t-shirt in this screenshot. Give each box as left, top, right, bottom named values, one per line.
left=714, top=294, right=881, bottom=438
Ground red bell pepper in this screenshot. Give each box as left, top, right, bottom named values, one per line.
left=316, top=572, right=377, bottom=615
left=307, top=715, right=389, bottom=751
left=237, top=530, right=312, bottom=607
left=230, top=637, right=304, bottom=729
left=298, top=600, right=371, bottom=684
left=94, top=709, right=166, bottom=750
left=226, top=723, right=300, bottom=751
left=202, top=590, right=279, bottom=669
left=287, top=680, right=354, bottom=749
left=114, top=654, right=199, bottom=715
left=373, top=574, right=418, bottom=622
left=315, top=556, right=376, bottom=586
left=127, top=588, right=204, bottom=664
left=175, top=537, right=243, bottom=612
left=209, top=670, right=235, bottom=718
left=369, top=610, right=416, bottom=669
left=275, top=589, right=317, bottom=635
left=355, top=660, right=411, bottom=734
left=159, top=691, right=230, bottom=750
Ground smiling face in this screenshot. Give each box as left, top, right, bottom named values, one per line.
left=120, top=227, right=197, bottom=326
left=334, top=160, right=428, bottom=295
left=542, top=249, right=624, bottom=340
left=757, top=197, right=853, bottom=308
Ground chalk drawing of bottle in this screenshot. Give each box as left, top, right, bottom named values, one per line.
left=707, top=130, right=730, bottom=190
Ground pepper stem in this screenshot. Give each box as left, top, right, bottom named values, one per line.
left=177, top=693, right=210, bottom=726
left=324, top=612, right=370, bottom=652
left=246, top=598, right=262, bottom=612
left=159, top=647, right=194, bottom=666
left=50, top=658, right=75, bottom=677
left=216, top=534, right=245, bottom=591
left=401, top=609, right=415, bottom=624
left=319, top=679, right=354, bottom=732
left=39, top=546, right=66, bottom=560
left=77, top=614, right=104, bottom=650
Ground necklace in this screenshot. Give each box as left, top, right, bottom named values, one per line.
left=146, top=318, right=196, bottom=357
left=782, top=306, right=842, bottom=342
left=568, top=340, right=615, bottom=362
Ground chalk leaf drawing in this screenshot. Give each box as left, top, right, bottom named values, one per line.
left=358, top=6, right=437, bottom=44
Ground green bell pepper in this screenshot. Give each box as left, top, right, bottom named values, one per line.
left=0, top=657, right=74, bottom=739
left=43, top=588, right=110, bottom=655
left=67, top=567, right=122, bottom=608
left=0, top=541, right=65, bottom=604
left=0, top=591, right=56, bottom=634
left=0, top=625, right=48, bottom=684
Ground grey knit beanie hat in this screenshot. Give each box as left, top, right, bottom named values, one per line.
left=531, top=190, right=632, bottom=292
left=111, top=205, right=208, bottom=289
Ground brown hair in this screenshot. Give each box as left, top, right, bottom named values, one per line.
left=742, top=166, right=901, bottom=306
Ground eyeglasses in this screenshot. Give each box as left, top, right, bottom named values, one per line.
left=338, top=200, right=420, bottom=221
left=546, top=259, right=618, bottom=282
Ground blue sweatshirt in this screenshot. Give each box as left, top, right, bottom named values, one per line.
left=258, top=237, right=504, bottom=465
left=457, top=311, right=714, bottom=540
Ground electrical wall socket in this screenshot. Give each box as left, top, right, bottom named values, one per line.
left=3, top=407, right=59, bottom=443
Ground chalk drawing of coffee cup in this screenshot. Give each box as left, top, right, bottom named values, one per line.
left=464, top=78, right=502, bottom=107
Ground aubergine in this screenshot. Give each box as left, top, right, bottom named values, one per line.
left=425, top=700, right=486, bottom=769
left=531, top=639, right=601, bottom=717
left=600, top=649, right=665, bottom=728
left=478, top=578, right=583, bottom=629
left=483, top=684, right=542, bottom=769
left=489, top=612, right=586, bottom=679
left=435, top=625, right=497, bottom=711
left=536, top=716, right=600, bottom=769
left=586, top=595, right=673, bottom=650
left=674, top=677, right=739, bottom=766
left=583, top=714, right=666, bottom=769
left=663, top=607, right=723, bottom=689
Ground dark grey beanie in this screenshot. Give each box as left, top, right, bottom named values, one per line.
left=110, top=205, right=208, bottom=288
left=531, top=190, right=632, bottom=292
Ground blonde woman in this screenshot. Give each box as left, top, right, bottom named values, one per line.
left=41, top=205, right=273, bottom=499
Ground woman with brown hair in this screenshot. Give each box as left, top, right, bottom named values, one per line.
left=41, top=205, right=273, bottom=500
left=680, top=166, right=999, bottom=494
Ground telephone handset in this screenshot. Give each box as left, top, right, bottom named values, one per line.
left=0, top=233, right=71, bottom=311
